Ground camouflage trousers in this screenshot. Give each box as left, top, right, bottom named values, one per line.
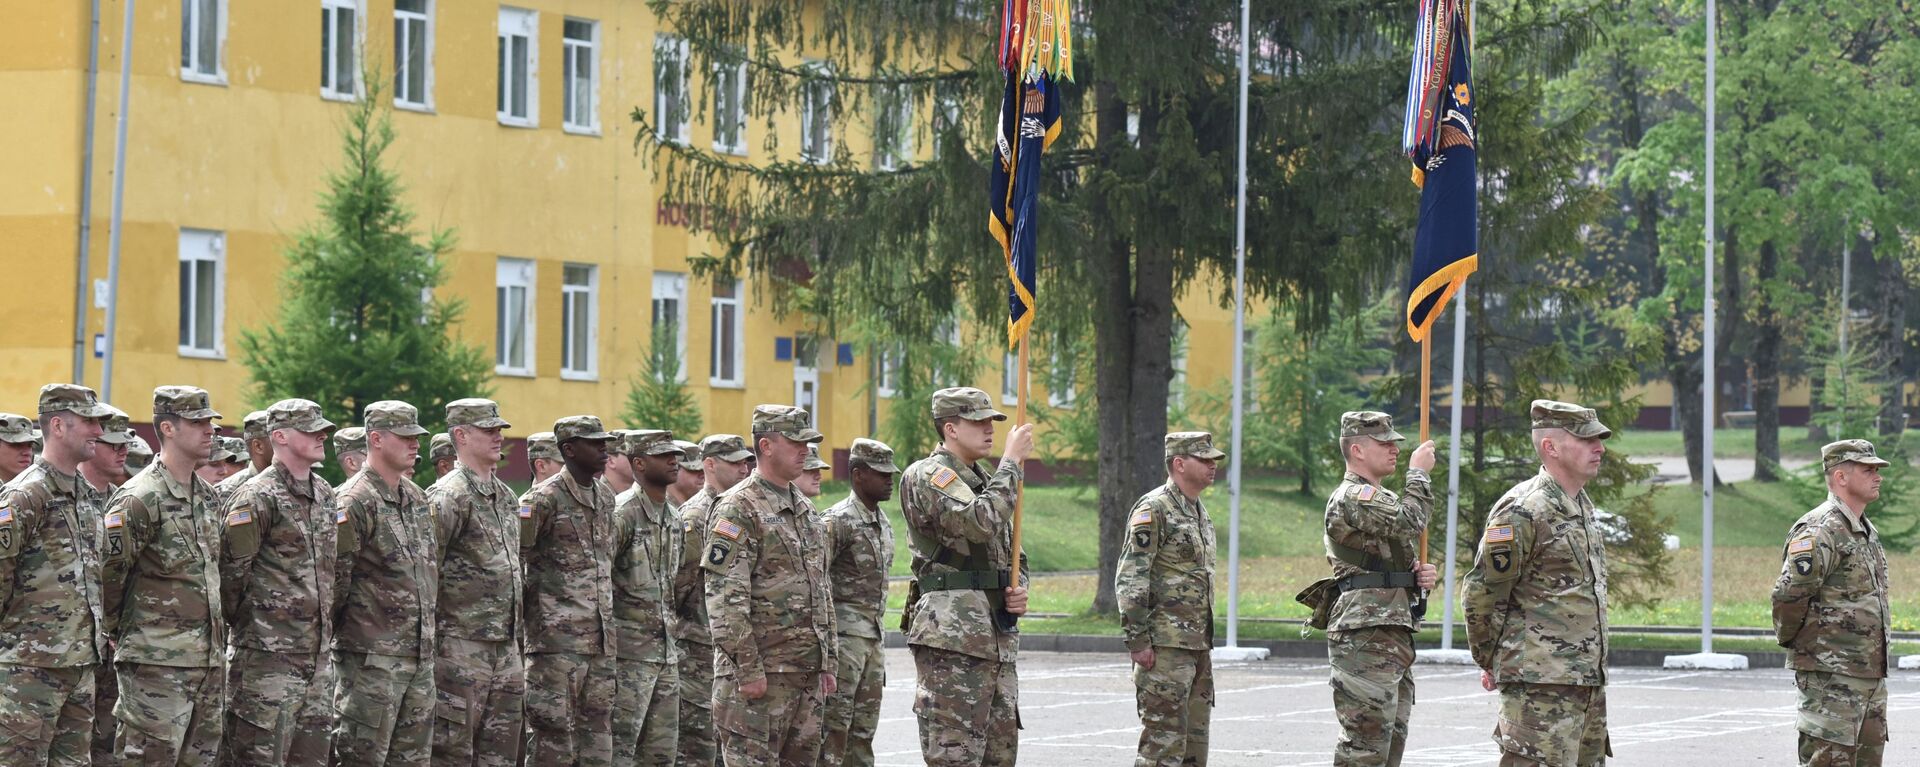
left=911, top=646, right=1019, bottom=767
left=332, top=651, right=434, bottom=765
left=222, top=647, right=335, bottom=767
left=1328, top=626, right=1414, bottom=767
left=431, top=636, right=525, bottom=767
left=1133, top=645, right=1214, bottom=767
left=821, top=633, right=887, bottom=767
left=113, top=662, right=225, bottom=766
left=1795, top=670, right=1888, bottom=767
left=524, top=651, right=615, bottom=767
left=677, top=642, right=717, bottom=767
left=0, top=663, right=94, bottom=766
left=92, top=654, right=116, bottom=763
left=1493, top=682, right=1610, bottom=767
left=713, top=671, right=826, bottom=767
left=613, top=658, right=679, bottom=766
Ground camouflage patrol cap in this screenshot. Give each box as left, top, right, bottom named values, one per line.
left=700, top=434, right=753, bottom=463
left=750, top=405, right=824, bottom=444
left=241, top=410, right=272, bottom=442
left=848, top=438, right=901, bottom=474
left=38, top=383, right=114, bottom=419
left=930, top=387, right=1007, bottom=422
left=332, top=427, right=367, bottom=455
left=526, top=432, right=561, bottom=461
left=215, top=436, right=248, bottom=464
left=1165, top=431, right=1228, bottom=460
left=126, top=435, right=153, bottom=469
left=605, top=430, right=636, bottom=456
left=152, top=385, right=222, bottom=420
left=1529, top=399, right=1612, bottom=440
left=266, top=399, right=335, bottom=434
left=674, top=440, right=703, bottom=471
left=1340, top=411, right=1406, bottom=443
left=429, top=433, right=455, bottom=462
left=553, top=415, right=613, bottom=444
left=97, top=405, right=135, bottom=446
left=0, top=414, right=34, bottom=445
left=445, top=398, right=511, bottom=429
left=363, top=400, right=430, bottom=437
left=630, top=429, right=684, bottom=456
left=1822, top=439, right=1892, bottom=473
left=803, top=444, right=831, bottom=471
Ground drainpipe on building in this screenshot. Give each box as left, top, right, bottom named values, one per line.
left=102, top=0, right=135, bottom=402
left=73, top=0, right=104, bottom=383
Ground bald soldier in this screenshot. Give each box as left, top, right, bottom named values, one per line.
left=100, top=386, right=228, bottom=764
left=526, top=431, right=563, bottom=486
left=820, top=438, right=902, bottom=767
left=0, top=384, right=111, bottom=765
left=1774, top=439, right=1894, bottom=766
left=214, top=410, right=273, bottom=506
left=672, top=433, right=756, bottom=767
left=611, top=430, right=686, bottom=765
left=1320, top=413, right=1438, bottom=767
left=1465, top=400, right=1614, bottom=767
left=335, top=427, right=369, bottom=478
left=1116, top=432, right=1231, bottom=767
left=0, top=413, right=36, bottom=484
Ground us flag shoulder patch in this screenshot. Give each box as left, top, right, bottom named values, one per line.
left=226, top=509, right=253, bottom=526
left=712, top=518, right=743, bottom=541
left=1129, top=508, right=1153, bottom=527
left=0, top=506, right=12, bottom=523
left=336, top=508, right=349, bottom=524
left=1788, top=537, right=1815, bottom=554
left=931, top=468, right=958, bottom=489
left=1357, top=485, right=1377, bottom=502
left=518, top=505, right=534, bottom=519
left=1485, top=525, right=1514, bottom=543
left=103, top=512, right=124, bottom=529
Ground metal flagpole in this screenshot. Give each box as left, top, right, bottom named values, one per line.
left=1700, top=0, right=1717, bottom=657
left=1838, top=219, right=1850, bottom=437
left=1215, top=0, right=1265, bottom=661
left=1440, top=290, right=1466, bottom=649
left=102, top=0, right=135, bottom=402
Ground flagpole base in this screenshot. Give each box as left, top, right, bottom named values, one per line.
left=1210, top=646, right=1270, bottom=662
left=1661, top=652, right=1749, bottom=671
left=1415, top=648, right=1475, bottom=665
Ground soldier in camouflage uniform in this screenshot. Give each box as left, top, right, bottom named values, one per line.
left=429, top=432, right=457, bottom=481
left=819, top=438, right=901, bottom=767
left=330, top=401, right=437, bottom=764
left=1113, top=432, right=1232, bottom=767
left=126, top=435, right=153, bottom=474
left=603, top=430, right=640, bottom=497
left=219, top=398, right=342, bottom=767
left=797, top=444, right=829, bottom=499
left=900, top=387, right=1035, bottom=767
left=669, top=440, right=705, bottom=506
left=80, top=404, right=135, bottom=495
left=0, top=384, right=110, bottom=766
left=1319, top=414, right=1438, bottom=767
left=214, top=410, right=273, bottom=507
left=520, top=415, right=619, bottom=767
left=611, top=430, right=685, bottom=765
left=335, top=426, right=369, bottom=478
left=428, top=399, right=526, bottom=767
left=673, top=433, right=756, bottom=767
left=1465, top=400, right=1613, bottom=767
left=1774, top=439, right=1894, bottom=766
left=100, top=385, right=227, bottom=765
left=197, top=436, right=248, bottom=486
left=527, top=431, right=563, bottom=486
left=0, top=413, right=36, bottom=485
left=702, top=405, right=838, bottom=767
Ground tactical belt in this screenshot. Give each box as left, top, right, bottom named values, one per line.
left=919, top=569, right=1011, bottom=592
left=1336, top=571, right=1419, bottom=592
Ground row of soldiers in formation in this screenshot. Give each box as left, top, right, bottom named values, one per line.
left=1302, top=401, right=1894, bottom=767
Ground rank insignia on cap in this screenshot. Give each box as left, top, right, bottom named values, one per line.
left=226, top=509, right=253, bottom=526
left=1485, top=525, right=1514, bottom=543
left=932, top=467, right=958, bottom=489
left=1129, top=508, right=1153, bottom=527
left=1788, top=537, right=1814, bottom=554
left=518, top=505, right=533, bottom=519
left=1357, top=485, right=1377, bottom=502
left=104, top=512, right=124, bottom=529
left=712, top=518, right=743, bottom=541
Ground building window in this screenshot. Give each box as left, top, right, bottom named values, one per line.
left=1169, top=318, right=1189, bottom=409
left=560, top=264, right=597, bottom=379
left=393, top=0, right=432, bottom=109
left=178, top=229, right=225, bottom=358
left=495, top=257, right=534, bottom=375
left=873, top=84, right=913, bottom=170
left=653, top=35, right=691, bottom=144
left=933, top=86, right=961, bottom=157
left=800, top=64, right=834, bottom=164
left=320, top=0, right=362, bottom=100
left=181, top=0, right=225, bottom=83
left=1048, top=347, right=1077, bottom=409
left=497, top=7, right=537, bottom=126
left=709, top=279, right=744, bottom=387
left=875, top=346, right=902, bottom=399
left=651, top=272, right=688, bottom=381
left=562, top=18, right=598, bottom=133
left=712, top=53, right=748, bottom=155
left=1002, top=350, right=1019, bottom=405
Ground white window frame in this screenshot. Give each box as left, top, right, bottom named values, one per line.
left=177, top=229, right=226, bottom=359
left=497, top=7, right=538, bottom=127
left=711, top=55, right=749, bottom=155
left=800, top=63, right=835, bottom=164
left=873, top=84, right=914, bottom=171
left=1002, top=350, right=1019, bottom=406
left=320, top=0, right=365, bottom=101
left=495, top=257, right=536, bottom=376
left=653, top=35, right=691, bottom=144
left=875, top=345, right=902, bottom=399
left=393, top=0, right=434, bottom=111
left=560, top=263, right=598, bottom=380
left=651, top=272, right=689, bottom=382
left=1048, top=347, right=1076, bottom=409
left=933, top=88, right=961, bottom=156
left=180, top=0, right=227, bottom=85
left=562, top=18, right=599, bottom=134
left=709, top=279, right=745, bottom=388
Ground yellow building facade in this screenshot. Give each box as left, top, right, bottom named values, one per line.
left=5, top=0, right=1249, bottom=472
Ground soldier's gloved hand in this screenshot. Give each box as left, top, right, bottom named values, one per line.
left=1410, top=440, right=1438, bottom=472
left=1005, top=424, right=1037, bottom=465
left=1416, top=562, right=1438, bottom=590
left=1131, top=648, right=1156, bottom=670
left=1003, top=586, right=1029, bottom=616
left=741, top=677, right=769, bottom=700
left=1479, top=670, right=1496, bottom=692
left=819, top=672, right=837, bottom=697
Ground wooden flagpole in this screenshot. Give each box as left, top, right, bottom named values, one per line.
left=1011, top=334, right=1030, bottom=587
left=1419, top=334, right=1432, bottom=564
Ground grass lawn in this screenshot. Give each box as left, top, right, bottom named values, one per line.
left=1608, top=426, right=1825, bottom=460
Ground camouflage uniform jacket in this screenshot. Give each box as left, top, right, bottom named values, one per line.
left=612, top=487, right=681, bottom=663
left=100, top=457, right=225, bottom=668
left=1772, top=494, right=1890, bottom=679
left=428, top=463, right=524, bottom=644
left=900, top=446, right=1023, bottom=663
left=520, top=471, right=617, bottom=655
left=821, top=493, right=894, bottom=640
left=1323, top=469, right=1432, bottom=632
left=700, top=473, right=837, bottom=685
left=1115, top=482, right=1216, bottom=653
left=333, top=470, right=438, bottom=657
left=0, top=459, right=106, bottom=666
left=213, top=464, right=258, bottom=508
left=219, top=462, right=340, bottom=654
left=671, top=487, right=719, bottom=648
left=1463, top=469, right=1610, bottom=685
